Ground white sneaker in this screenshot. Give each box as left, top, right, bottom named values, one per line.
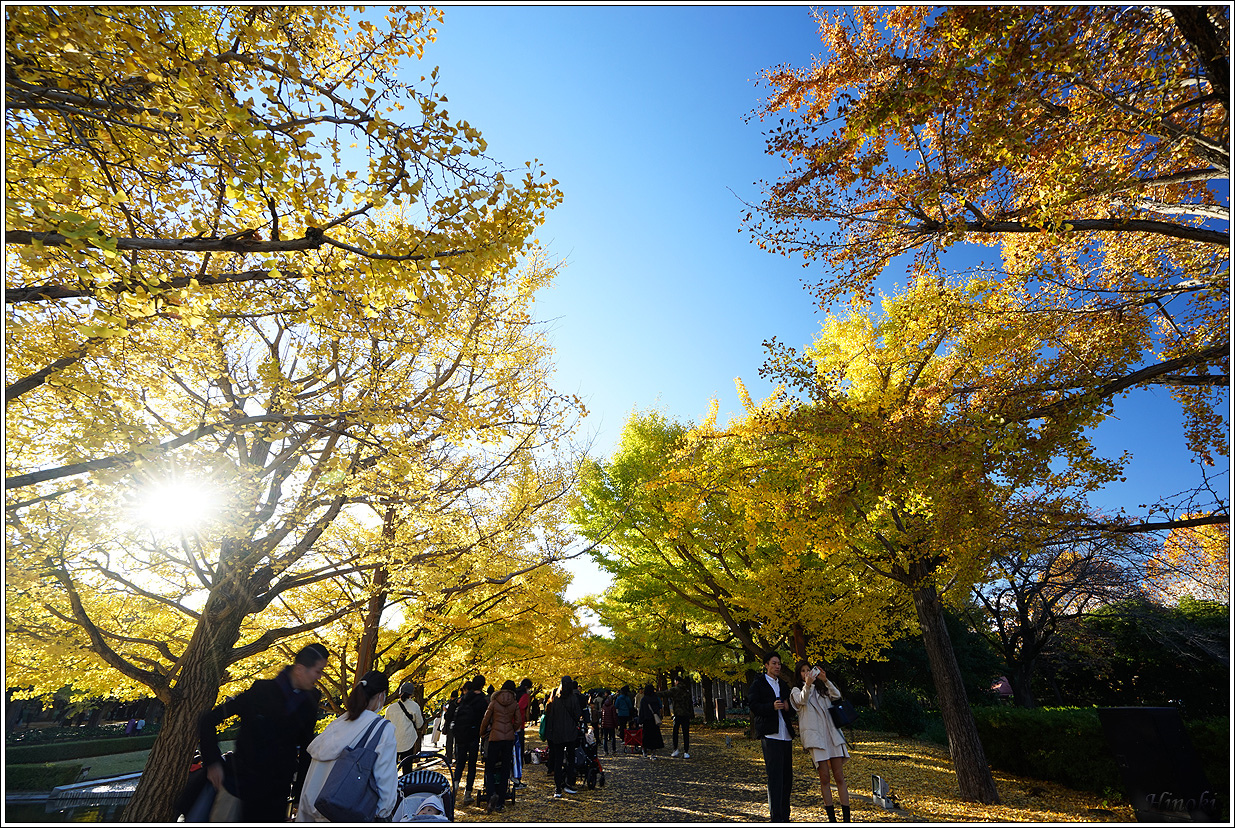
left=684, top=752, right=691, bottom=759
left=671, top=749, right=680, bottom=757
left=563, top=787, right=577, bottom=794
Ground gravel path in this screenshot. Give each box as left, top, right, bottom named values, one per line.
left=449, top=726, right=896, bottom=824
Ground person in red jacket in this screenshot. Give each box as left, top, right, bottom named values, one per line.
left=600, top=691, right=618, bottom=755
left=513, top=678, right=532, bottom=789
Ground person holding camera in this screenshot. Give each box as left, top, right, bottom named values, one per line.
left=791, top=662, right=851, bottom=822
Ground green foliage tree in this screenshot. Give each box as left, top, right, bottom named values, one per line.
left=1041, top=597, right=1229, bottom=716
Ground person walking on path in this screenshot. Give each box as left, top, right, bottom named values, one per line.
left=600, top=691, right=618, bottom=755
left=792, top=662, right=851, bottom=822
left=748, top=650, right=795, bottom=823
left=543, top=676, right=583, bottom=799
left=615, top=685, right=634, bottom=741
left=669, top=676, right=693, bottom=758
left=198, top=642, right=328, bottom=822
left=383, top=681, right=425, bottom=767
left=479, top=680, right=521, bottom=814
left=639, top=683, right=665, bottom=759
left=441, top=689, right=459, bottom=769
left=512, top=678, right=533, bottom=790
left=296, top=671, right=398, bottom=821
left=451, top=675, right=489, bottom=806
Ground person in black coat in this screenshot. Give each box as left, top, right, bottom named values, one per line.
left=639, top=683, right=665, bottom=758
left=747, top=650, right=795, bottom=823
left=441, top=689, right=459, bottom=769
left=198, top=643, right=328, bottom=822
left=542, top=676, right=583, bottom=798
left=450, top=675, right=489, bottom=806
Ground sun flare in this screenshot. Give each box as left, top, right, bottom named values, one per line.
left=134, top=483, right=218, bottom=532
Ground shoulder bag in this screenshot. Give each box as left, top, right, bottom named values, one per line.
left=314, top=716, right=388, bottom=822
left=829, top=697, right=859, bottom=729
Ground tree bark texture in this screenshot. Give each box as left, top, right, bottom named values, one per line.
left=912, top=583, right=1001, bottom=804
left=701, top=674, right=716, bottom=723
left=123, top=588, right=248, bottom=821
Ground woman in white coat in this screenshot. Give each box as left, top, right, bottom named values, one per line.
left=790, top=662, right=851, bottom=823
left=296, top=670, right=398, bottom=821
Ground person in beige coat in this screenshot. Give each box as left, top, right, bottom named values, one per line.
left=790, top=662, right=851, bottom=823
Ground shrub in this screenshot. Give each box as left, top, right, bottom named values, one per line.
left=4, top=734, right=160, bottom=764
left=916, top=715, right=948, bottom=746
left=702, top=717, right=749, bottom=729
left=878, top=685, right=927, bottom=736
left=5, top=763, right=83, bottom=791
left=975, top=706, right=1228, bottom=819
left=851, top=704, right=889, bottom=732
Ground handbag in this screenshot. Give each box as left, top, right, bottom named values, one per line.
left=209, top=786, right=243, bottom=822
left=653, top=714, right=662, bottom=726
left=315, top=716, right=389, bottom=822
left=829, top=698, right=859, bottom=729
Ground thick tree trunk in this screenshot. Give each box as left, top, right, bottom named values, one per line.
left=857, top=661, right=883, bottom=709
left=124, top=588, right=247, bottom=821
left=913, top=583, right=1000, bottom=804
left=701, top=674, right=716, bottom=723
left=356, top=506, right=397, bottom=678
left=355, top=565, right=388, bottom=678
left=791, top=622, right=807, bottom=662
left=1009, top=660, right=1037, bottom=709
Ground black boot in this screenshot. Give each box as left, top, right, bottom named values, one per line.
left=825, top=805, right=837, bottom=822
left=842, top=804, right=851, bottom=822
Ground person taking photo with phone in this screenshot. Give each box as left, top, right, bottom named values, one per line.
left=791, top=662, right=851, bottom=822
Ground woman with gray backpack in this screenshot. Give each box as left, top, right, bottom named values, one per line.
left=296, top=671, right=398, bottom=821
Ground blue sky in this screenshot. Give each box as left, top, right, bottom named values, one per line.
left=413, top=6, right=1228, bottom=599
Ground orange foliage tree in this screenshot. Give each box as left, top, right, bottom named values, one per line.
left=1145, top=518, right=1231, bottom=604
left=744, top=6, right=1228, bottom=473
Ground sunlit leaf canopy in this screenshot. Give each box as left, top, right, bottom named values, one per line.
left=4, top=5, right=588, bottom=720
left=745, top=6, right=1228, bottom=465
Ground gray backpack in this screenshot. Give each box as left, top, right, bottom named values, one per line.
left=314, top=716, right=388, bottom=821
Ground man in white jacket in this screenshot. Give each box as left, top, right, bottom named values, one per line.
left=296, top=670, right=398, bottom=821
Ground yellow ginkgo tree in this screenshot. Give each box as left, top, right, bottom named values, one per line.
left=5, top=8, right=580, bottom=821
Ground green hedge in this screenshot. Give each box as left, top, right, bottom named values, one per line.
left=4, top=734, right=160, bottom=764
left=5, top=763, right=83, bottom=791
left=974, top=706, right=1228, bottom=816
left=974, top=707, right=1120, bottom=796
left=6, top=724, right=238, bottom=765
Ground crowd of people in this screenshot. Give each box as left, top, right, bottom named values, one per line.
left=192, top=643, right=853, bottom=822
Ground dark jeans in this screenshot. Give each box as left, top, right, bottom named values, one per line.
left=485, top=739, right=514, bottom=810
left=452, top=735, right=480, bottom=795
left=672, top=716, right=690, bottom=752
left=547, top=739, right=577, bottom=793
left=444, top=728, right=455, bottom=767
left=601, top=726, right=616, bottom=754
left=761, top=737, right=793, bottom=822
left=617, top=714, right=630, bottom=740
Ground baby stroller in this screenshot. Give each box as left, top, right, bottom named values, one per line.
left=574, top=735, right=606, bottom=789
left=622, top=721, right=643, bottom=755
left=396, top=754, right=454, bottom=822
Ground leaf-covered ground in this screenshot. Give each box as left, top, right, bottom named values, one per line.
left=455, top=728, right=1135, bottom=823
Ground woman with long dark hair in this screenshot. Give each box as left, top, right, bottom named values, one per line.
left=296, top=670, right=397, bottom=821
left=638, top=683, right=664, bottom=759
left=790, top=661, right=851, bottom=822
